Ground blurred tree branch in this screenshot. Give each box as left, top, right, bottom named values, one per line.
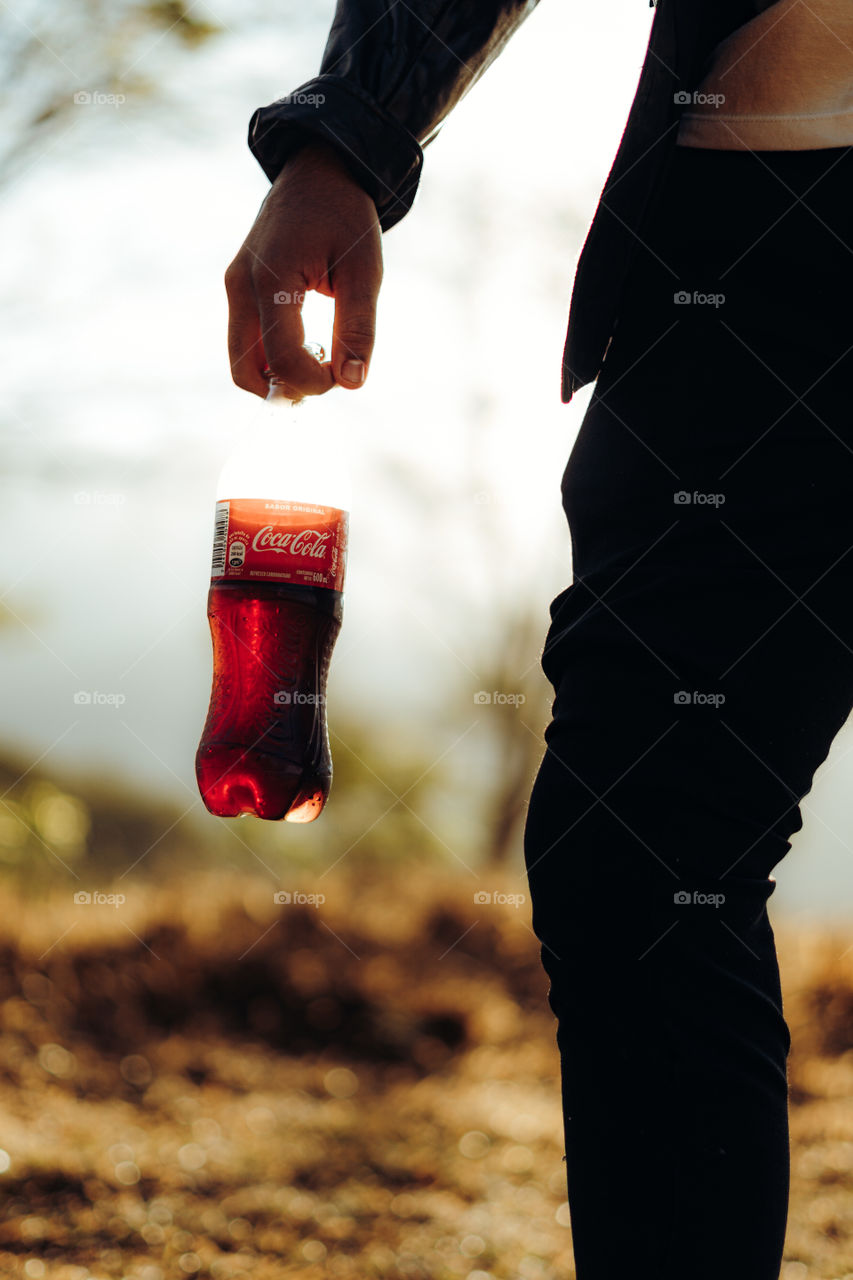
left=0, top=0, right=220, bottom=184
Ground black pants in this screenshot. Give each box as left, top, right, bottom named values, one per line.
left=524, top=144, right=853, bottom=1279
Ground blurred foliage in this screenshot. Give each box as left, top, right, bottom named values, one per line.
left=0, top=0, right=222, bottom=183
left=0, top=721, right=454, bottom=895
left=0, top=753, right=196, bottom=888
left=142, top=1, right=220, bottom=45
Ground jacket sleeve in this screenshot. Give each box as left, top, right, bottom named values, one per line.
left=248, top=1, right=540, bottom=231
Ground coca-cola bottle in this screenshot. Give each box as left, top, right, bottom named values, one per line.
left=196, top=380, right=350, bottom=822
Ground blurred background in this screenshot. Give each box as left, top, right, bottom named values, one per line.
left=1, top=3, right=853, bottom=1279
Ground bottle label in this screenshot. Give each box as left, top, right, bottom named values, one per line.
left=210, top=499, right=348, bottom=590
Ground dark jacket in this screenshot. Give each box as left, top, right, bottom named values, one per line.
left=248, top=0, right=759, bottom=403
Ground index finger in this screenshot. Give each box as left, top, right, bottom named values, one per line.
left=226, top=261, right=272, bottom=398
left=254, top=274, right=334, bottom=399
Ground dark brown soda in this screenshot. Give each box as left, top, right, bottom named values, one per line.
left=195, top=580, right=342, bottom=821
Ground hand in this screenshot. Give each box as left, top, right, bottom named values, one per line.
left=225, top=140, right=383, bottom=399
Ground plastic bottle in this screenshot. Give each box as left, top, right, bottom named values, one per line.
left=196, top=381, right=349, bottom=821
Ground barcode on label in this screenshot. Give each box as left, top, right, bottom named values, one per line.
left=210, top=501, right=229, bottom=576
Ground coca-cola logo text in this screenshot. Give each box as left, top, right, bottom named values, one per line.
left=251, top=527, right=331, bottom=559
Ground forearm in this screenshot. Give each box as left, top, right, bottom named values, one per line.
left=248, top=0, right=540, bottom=229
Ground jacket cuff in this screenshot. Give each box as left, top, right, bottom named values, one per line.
left=248, top=75, right=424, bottom=232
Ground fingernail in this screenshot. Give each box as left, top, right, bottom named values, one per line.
left=341, top=359, right=365, bottom=386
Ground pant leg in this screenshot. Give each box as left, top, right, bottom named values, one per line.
left=524, top=145, right=853, bottom=1279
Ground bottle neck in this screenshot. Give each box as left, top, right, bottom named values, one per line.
left=217, top=383, right=350, bottom=511
left=266, top=379, right=303, bottom=409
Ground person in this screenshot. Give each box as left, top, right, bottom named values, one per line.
left=224, top=2, right=853, bottom=1275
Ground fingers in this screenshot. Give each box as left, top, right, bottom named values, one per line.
left=226, top=257, right=334, bottom=400
left=226, top=138, right=384, bottom=400
left=253, top=269, right=334, bottom=399
left=226, top=217, right=381, bottom=400
left=331, top=242, right=382, bottom=390
left=225, top=260, right=269, bottom=398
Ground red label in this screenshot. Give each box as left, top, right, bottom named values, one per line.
left=211, top=499, right=347, bottom=591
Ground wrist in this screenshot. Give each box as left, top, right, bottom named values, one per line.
left=274, top=137, right=372, bottom=197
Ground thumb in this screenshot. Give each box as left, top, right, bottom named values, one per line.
left=331, top=253, right=381, bottom=390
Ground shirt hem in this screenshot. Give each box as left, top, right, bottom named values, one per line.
left=676, top=114, right=853, bottom=151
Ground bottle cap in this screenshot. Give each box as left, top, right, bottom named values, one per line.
left=264, top=343, right=326, bottom=406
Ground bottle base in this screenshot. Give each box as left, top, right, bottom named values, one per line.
left=195, top=745, right=330, bottom=822
left=283, top=786, right=327, bottom=823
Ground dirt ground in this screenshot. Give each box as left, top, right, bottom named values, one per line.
left=0, top=869, right=850, bottom=1280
